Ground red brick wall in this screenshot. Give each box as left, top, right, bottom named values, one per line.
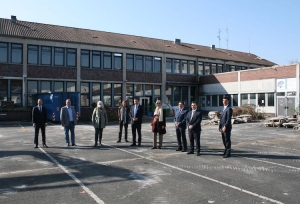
left=199, top=72, right=238, bottom=85
left=166, top=74, right=197, bottom=83
left=0, top=64, right=23, bottom=77
left=127, top=71, right=162, bottom=83
left=28, top=65, right=77, bottom=79
left=81, top=69, right=123, bottom=81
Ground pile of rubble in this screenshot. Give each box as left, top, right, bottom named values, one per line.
left=264, top=116, right=300, bottom=130
left=205, top=111, right=252, bottom=125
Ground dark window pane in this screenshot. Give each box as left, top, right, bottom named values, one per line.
left=211, top=63, right=217, bottom=74
left=241, top=94, right=248, bottom=105
left=126, top=84, right=133, bottom=95
left=135, top=55, right=143, bottom=71
left=11, top=44, right=22, bottom=64
left=92, top=51, right=101, bottom=68
left=126, top=54, right=134, bottom=70
left=145, top=85, right=152, bottom=95
left=103, top=83, right=111, bottom=95
left=0, top=79, right=8, bottom=102
left=103, top=52, right=112, bottom=69
left=81, top=50, right=90, bottom=67
left=145, top=56, right=153, bottom=72
left=258, top=93, right=265, bottom=106
left=92, top=83, right=101, bottom=103
left=67, top=82, right=76, bottom=92
left=166, top=58, right=172, bottom=73
left=267, top=93, right=274, bottom=106
left=114, top=53, right=122, bottom=70
left=28, top=45, right=38, bottom=64
left=67, top=49, right=76, bottom=67
left=0, top=43, right=8, bottom=63
left=189, top=61, right=195, bottom=75
left=54, top=81, right=64, bottom=92
left=219, top=95, right=224, bottom=106
left=250, top=93, right=256, bottom=105
left=154, top=57, right=161, bottom=73
left=198, top=62, right=204, bottom=75
left=217, top=64, right=223, bottom=73
left=135, top=84, right=143, bottom=96
left=41, top=46, right=51, bottom=65
left=27, top=81, right=37, bottom=93
left=182, top=60, right=187, bottom=74
left=233, top=94, right=238, bottom=106
left=174, top=59, right=180, bottom=73
left=41, top=81, right=51, bottom=93
left=114, top=84, right=122, bottom=95
left=204, top=62, right=210, bottom=75
left=54, top=47, right=64, bottom=66
left=212, top=95, right=218, bottom=106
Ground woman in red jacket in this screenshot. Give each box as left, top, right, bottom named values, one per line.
left=151, top=100, right=166, bottom=149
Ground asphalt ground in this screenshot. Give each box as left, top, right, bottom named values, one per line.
left=0, top=119, right=299, bottom=204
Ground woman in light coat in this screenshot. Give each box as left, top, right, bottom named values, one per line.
left=151, top=100, right=166, bottom=149
left=92, top=101, right=108, bottom=147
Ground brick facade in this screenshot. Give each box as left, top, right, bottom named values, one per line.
left=127, top=71, right=162, bottom=83
left=166, top=74, right=198, bottom=83
left=81, top=69, right=123, bottom=81
left=28, top=65, right=77, bottom=79
left=0, top=64, right=23, bottom=77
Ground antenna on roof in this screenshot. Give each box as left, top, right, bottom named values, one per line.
left=226, top=27, right=229, bottom=49
left=217, top=29, right=221, bottom=48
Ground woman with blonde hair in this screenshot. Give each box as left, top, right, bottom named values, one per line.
left=151, top=100, right=166, bottom=149
left=117, top=100, right=130, bottom=143
left=92, top=101, right=108, bottom=147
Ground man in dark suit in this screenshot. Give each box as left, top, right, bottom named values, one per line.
left=185, top=101, right=202, bottom=156
left=32, top=99, right=48, bottom=148
left=219, top=96, right=233, bottom=158
left=130, top=98, right=143, bottom=146
left=174, top=101, right=188, bottom=152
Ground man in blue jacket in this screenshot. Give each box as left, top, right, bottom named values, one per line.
left=174, top=101, right=188, bottom=152
left=219, top=96, right=233, bottom=158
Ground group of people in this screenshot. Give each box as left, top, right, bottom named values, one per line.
left=32, top=96, right=232, bottom=158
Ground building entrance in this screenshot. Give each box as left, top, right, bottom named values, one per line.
left=277, top=97, right=296, bottom=116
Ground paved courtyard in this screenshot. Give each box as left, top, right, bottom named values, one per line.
left=0, top=120, right=299, bottom=204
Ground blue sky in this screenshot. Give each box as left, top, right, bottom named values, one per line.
left=1, top=0, right=299, bottom=65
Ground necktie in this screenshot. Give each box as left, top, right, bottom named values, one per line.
left=39, top=107, right=41, bottom=112
left=134, top=105, right=137, bottom=117
left=191, top=110, right=195, bottom=120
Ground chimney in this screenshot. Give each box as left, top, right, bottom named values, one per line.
left=11, top=15, right=17, bottom=24
left=174, top=39, right=181, bottom=44
left=211, top=44, right=215, bottom=49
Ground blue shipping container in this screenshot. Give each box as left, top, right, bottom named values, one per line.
left=34, top=92, right=80, bottom=122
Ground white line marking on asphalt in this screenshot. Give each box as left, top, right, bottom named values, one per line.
left=18, top=123, right=24, bottom=128
left=110, top=145, right=284, bottom=204
left=39, top=148, right=105, bottom=204
left=243, top=157, right=300, bottom=171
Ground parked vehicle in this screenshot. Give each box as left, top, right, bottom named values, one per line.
left=34, top=92, right=80, bottom=121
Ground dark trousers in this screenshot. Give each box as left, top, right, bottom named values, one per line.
left=64, top=121, right=75, bottom=145
left=221, top=130, right=231, bottom=155
left=188, top=129, right=201, bottom=153
left=119, top=121, right=128, bottom=140
left=34, top=125, right=46, bottom=145
left=176, top=128, right=187, bottom=150
left=131, top=123, right=142, bottom=144
left=95, top=128, right=103, bottom=144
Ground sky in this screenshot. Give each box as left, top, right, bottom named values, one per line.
left=1, top=0, right=299, bottom=66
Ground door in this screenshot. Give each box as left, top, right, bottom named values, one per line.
left=277, top=97, right=296, bottom=116
left=140, top=97, right=150, bottom=117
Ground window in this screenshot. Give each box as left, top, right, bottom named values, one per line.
left=126, top=54, right=134, bottom=70
left=54, top=81, right=64, bottom=92
left=67, top=82, right=76, bottom=92
left=211, top=63, right=217, bottom=74
left=250, top=93, right=256, bottom=105
left=166, top=58, right=172, bottom=73
left=204, top=62, right=210, bottom=75
left=135, top=84, right=143, bottom=96
left=113, top=84, right=122, bottom=106
left=81, top=82, right=89, bottom=106
left=154, top=85, right=161, bottom=102
left=41, top=46, right=51, bottom=65
left=92, top=51, right=101, bottom=68
left=41, top=81, right=51, bottom=93
left=230, top=65, right=236, bottom=72
left=11, top=80, right=22, bottom=107
left=54, top=47, right=64, bottom=66
left=0, top=42, right=8, bottom=63
left=166, top=85, right=172, bottom=105
left=241, top=94, right=248, bottom=105
left=189, top=61, right=195, bottom=75
left=224, top=65, right=231, bottom=72
left=11, top=44, right=22, bottom=64
left=154, top=57, right=161, bottom=73
left=145, top=56, right=153, bottom=72
left=212, top=95, right=218, bottom=106
left=218, top=95, right=224, bottom=106
left=198, top=62, right=204, bottom=75
left=174, top=59, right=180, bottom=73
left=114, top=53, right=122, bottom=70
left=81, top=50, right=90, bottom=68
left=258, top=93, right=265, bottom=106
left=28, top=45, right=38, bottom=64
left=145, top=85, right=152, bottom=95
left=232, top=94, right=238, bottom=106
left=135, top=55, right=143, bottom=71
left=267, top=93, right=274, bottom=106
left=92, top=83, right=101, bottom=103
left=0, top=79, right=8, bottom=102
left=206, top=95, right=211, bottom=106
left=103, top=52, right=112, bottom=69
left=126, top=84, right=134, bottom=105
left=67, top=48, right=76, bottom=67
left=182, top=86, right=188, bottom=105
left=27, top=81, right=37, bottom=106
left=277, top=92, right=285, bottom=96
left=174, top=86, right=181, bottom=105
left=103, top=83, right=112, bottom=106
left=181, top=60, right=187, bottom=74
left=217, top=64, right=223, bottom=73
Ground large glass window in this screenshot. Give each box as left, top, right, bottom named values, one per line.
left=81, top=50, right=90, bottom=68
left=206, top=95, right=211, bottom=106
left=182, top=86, right=188, bottom=105
left=230, top=65, right=236, bottom=72
left=135, top=55, right=143, bottom=71
left=0, top=79, right=8, bottom=102
left=204, top=62, right=210, bottom=75
left=166, top=58, right=172, bottom=73
left=103, top=83, right=112, bottom=106
left=54, top=47, right=64, bottom=66
left=0, top=42, right=8, bottom=63
left=174, top=59, right=180, bottom=73
left=81, top=82, right=89, bottom=106
left=217, top=64, right=223, bottom=73
left=258, top=93, right=265, bottom=106
left=67, top=82, right=76, bottom=92
left=126, top=54, right=134, bottom=70
left=232, top=94, right=238, bottom=106
left=67, top=48, right=76, bottom=67
left=92, top=83, right=101, bottom=103
left=135, top=84, right=143, bottom=96
left=218, top=95, right=224, bottom=106
left=145, top=85, right=152, bottom=96
left=145, top=56, right=153, bottom=72
left=211, top=63, right=217, bottom=74
left=92, top=51, right=101, bottom=68
left=11, top=44, right=22, bottom=64
left=174, top=86, right=181, bottom=105
left=126, top=84, right=134, bottom=105
left=198, top=62, right=204, bottom=75
left=250, top=93, right=256, bottom=105
left=54, top=81, right=64, bottom=92
left=241, top=94, right=248, bottom=105
left=189, top=61, right=195, bottom=75
left=41, top=81, right=51, bottom=93
left=11, top=80, right=22, bottom=107
left=154, top=57, right=161, bottom=73
left=28, top=45, right=38, bottom=64
left=41, top=46, right=51, bottom=65
left=224, top=65, right=230, bottom=72
left=27, top=81, right=37, bottom=107
left=182, top=60, right=187, bottom=74
left=212, top=95, right=218, bottom=106
left=165, top=85, right=172, bottom=105
left=267, top=93, right=274, bottom=106
left=114, top=53, right=122, bottom=70
left=114, top=84, right=122, bottom=106
left=103, top=52, right=112, bottom=69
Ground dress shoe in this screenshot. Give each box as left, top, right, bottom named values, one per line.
left=196, top=152, right=201, bottom=156
left=125, top=139, right=129, bottom=142
left=187, top=151, right=194, bottom=154
left=150, top=146, right=157, bottom=149
left=72, top=144, right=77, bottom=146
left=67, top=143, right=70, bottom=147
left=181, top=149, right=187, bottom=152
left=43, top=144, right=49, bottom=148
left=34, top=145, right=38, bottom=148
left=93, top=144, right=97, bottom=147
left=157, top=146, right=161, bottom=149
left=175, top=148, right=182, bottom=151
left=117, top=140, right=121, bottom=143
left=223, top=154, right=231, bottom=158
left=130, top=143, right=136, bottom=146
left=99, top=143, right=102, bottom=146
left=138, top=143, right=141, bottom=146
